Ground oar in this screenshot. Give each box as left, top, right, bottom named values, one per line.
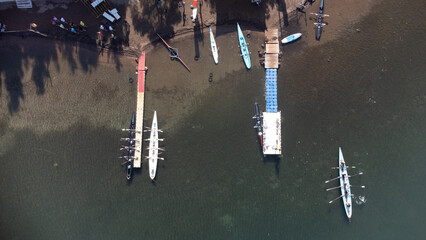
left=326, top=185, right=342, bottom=191
left=329, top=195, right=343, bottom=204
left=326, top=185, right=366, bottom=191
left=325, top=172, right=364, bottom=183
left=325, top=176, right=341, bottom=183
left=348, top=172, right=364, bottom=178
left=331, top=166, right=356, bottom=169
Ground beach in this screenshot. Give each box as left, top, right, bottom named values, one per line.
left=2, top=0, right=426, bottom=239
left=0, top=0, right=381, bottom=132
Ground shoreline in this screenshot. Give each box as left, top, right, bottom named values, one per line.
left=0, top=0, right=380, bottom=55
left=0, top=0, right=381, bottom=134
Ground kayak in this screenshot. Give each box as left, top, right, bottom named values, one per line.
left=281, top=33, right=302, bottom=44
left=209, top=26, right=219, bottom=64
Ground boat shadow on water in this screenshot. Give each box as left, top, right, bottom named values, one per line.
left=263, top=155, right=281, bottom=176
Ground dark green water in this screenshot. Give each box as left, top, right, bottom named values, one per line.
left=1, top=0, right=426, bottom=239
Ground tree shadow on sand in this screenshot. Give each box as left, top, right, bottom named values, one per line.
left=130, top=0, right=182, bottom=44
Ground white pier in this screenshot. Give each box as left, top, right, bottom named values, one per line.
left=133, top=51, right=146, bottom=168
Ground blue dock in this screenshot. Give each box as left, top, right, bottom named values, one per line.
left=262, top=29, right=281, bottom=156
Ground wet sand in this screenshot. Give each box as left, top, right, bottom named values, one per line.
left=0, top=0, right=382, bottom=152
left=0, top=0, right=380, bottom=129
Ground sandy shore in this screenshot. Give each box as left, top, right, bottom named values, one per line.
left=0, top=0, right=380, bottom=136
left=0, top=0, right=381, bottom=52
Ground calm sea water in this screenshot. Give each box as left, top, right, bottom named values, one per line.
left=1, top=0, right=426, bottom=239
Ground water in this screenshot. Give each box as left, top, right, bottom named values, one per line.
left=1, top=0, right=426, bottom=239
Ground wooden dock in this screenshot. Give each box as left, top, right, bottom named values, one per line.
left=264, top=29, right=280, bottom=69
left=133, top=51, right=146, bottom=168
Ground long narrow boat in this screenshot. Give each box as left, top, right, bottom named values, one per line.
left=237, top=22, right=251, bottom=69
left=209, top=26, right=219, bottom=64
left=156, top=33, right=191, bottom=72
left=313, top=0, right=328, bottom=40
left=253, top=103, right=263, bottom=147
left=148, top=111, right=159, bottom=180
left=339, top=147, right=352, bottom=221
left=126, top=112, right=136, bottom=180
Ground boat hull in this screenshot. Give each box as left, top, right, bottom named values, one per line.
left=126, top=112, right=136, bottom=180
left=148, top=111, right=159, bottom=180
left=210, top=26, right=219, bottom=64
left=315, top=0, right=325, bottom=40
left=253, top=103, right=263, bottom=147
left=339, top=147, right=352, bottom=221
left=237, top=23, right=251, bottom=69
left=281, top=33, right=302, bottom=44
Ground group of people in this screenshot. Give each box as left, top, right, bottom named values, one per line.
left=52, top=16, right=87, bottom=34
left=340, top=161, right=351, bottom=208
left=98, top=24, right=116, bottom=40
left=0, top=22, right=7, bottom=33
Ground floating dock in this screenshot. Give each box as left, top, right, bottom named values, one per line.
left=264, top=29, right=280, bottom=69
left=262, top=29, right=281, bottom=156
left=133, top=51, right=146, bottom=168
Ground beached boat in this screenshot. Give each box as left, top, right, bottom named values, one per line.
left=311, top=0, right=328, bottom=40
left=253, top=103, right=263, bottom=147
left=339, top=147, right=352, bottom=221
left=125, top=112, right=136, bottom=180
left=237, top=22, right=251, bottom=69
left=281, top=33, right=302, bottom=44
left=147, top=111, right=164, bottom=180
left=156, top=33, right=191, bottom=72
left=209, top=26, right=219, bottom=64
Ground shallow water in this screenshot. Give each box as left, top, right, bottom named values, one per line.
left=1, top=0, right=426, bottom=239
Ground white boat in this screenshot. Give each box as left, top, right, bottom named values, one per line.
left=209, top=26, right=219, bottom=64
left=148, top=111, right=159, bottom=180
left=281, top=33, right=302, bottom=44
left=339, top=147, right=352, bottom=221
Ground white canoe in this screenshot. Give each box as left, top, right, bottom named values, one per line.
left=148, top=111, right=159, bottom=180
left=339, top=147, right=352, bottom=221
left=210, top=26, right=219, bottom=64
left=281, top=33, right=302, bottom=44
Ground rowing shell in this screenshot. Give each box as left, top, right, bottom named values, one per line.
left=156, top=33, right=191, bottom=72
left=237, top=22, right=251, bottom=69
left=339, top=147, right=352, bottom=221
left=126, top=112, right=136, bottom=180
left=281, top=33, right=302, bottom=44
left=148, top=111, right=159, bottom=180
left=209, top=26, right=219, bottom=64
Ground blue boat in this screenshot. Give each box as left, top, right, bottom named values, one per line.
left=312, top=0, right=328, bottom=40
left=237, top=22, right=251, bottom=69
left=281, top=33, right=302, bottom=44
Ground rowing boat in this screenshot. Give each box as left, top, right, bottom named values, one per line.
left=237, top=22, right=251, bottom=69
left=148, top=111, right=159, bottom=180
left=209, top=26, right=219, bottom=64
left=312, top=0, right=328, bottom=40
left=253, top=103, right=263, bottom=147
left=156, top=33, right=191, bottom=72
left=281, top=33, right=302, bottom=44
left=126, top=112, right=136, bottom=180
left=339, top=147, right=352, bottom=221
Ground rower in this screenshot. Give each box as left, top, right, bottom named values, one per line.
left=346, top=201, right=351, bottom=207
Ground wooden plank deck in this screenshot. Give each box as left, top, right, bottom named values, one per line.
left=133, top=51, right=146, bottom=168
left=264, top=29, right=280, bottom=69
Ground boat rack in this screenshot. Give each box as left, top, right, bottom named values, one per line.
left=78, top=0, right=112, bottom=18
